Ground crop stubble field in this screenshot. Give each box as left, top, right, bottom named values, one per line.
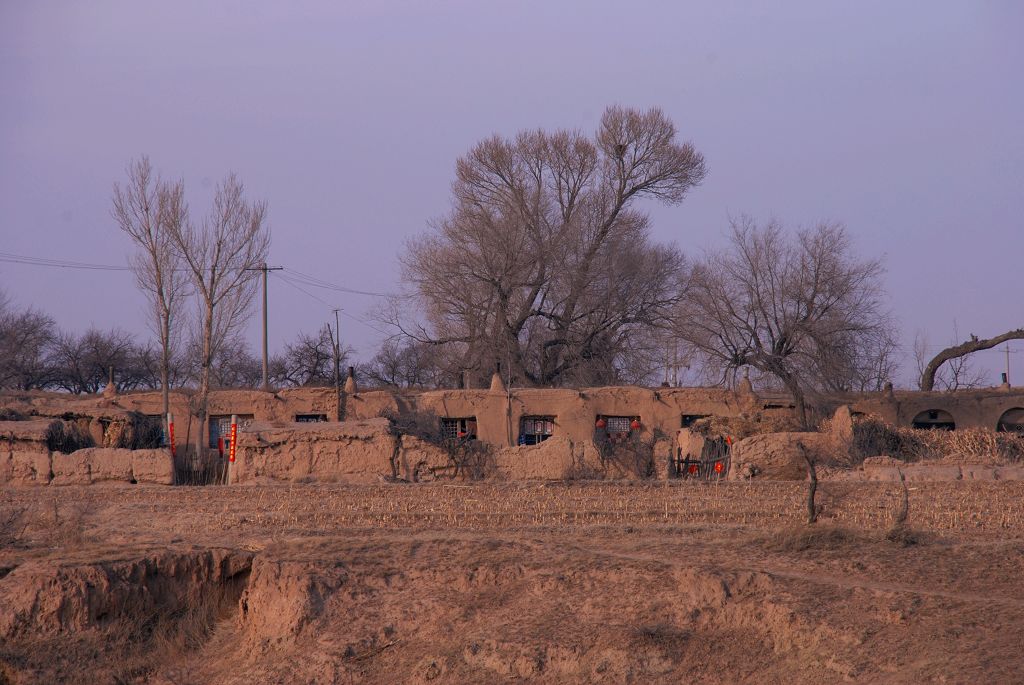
left=2, top=481, right=1024, bottom=684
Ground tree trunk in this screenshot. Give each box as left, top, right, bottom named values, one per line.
left=920, top=329, right=1024, bottom=390
left=801, top=443, right=818, bottom=525
left=160, top=313, right=171, bottom=432
left=193, top=303, right=215, bottom=458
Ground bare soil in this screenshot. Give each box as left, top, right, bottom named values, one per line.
left=2, top=481, right=1023, bottom=684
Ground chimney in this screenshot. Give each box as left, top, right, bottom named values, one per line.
left=343, top=365, right=358, bottom=394
left=489, top=361, right=506, bottom=393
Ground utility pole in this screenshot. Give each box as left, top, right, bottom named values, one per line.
left=1007, top=344, right=1012, bottom=386
left=331, top=307, right=344, bottom=419
left=247, top=263, right=283, bottom=391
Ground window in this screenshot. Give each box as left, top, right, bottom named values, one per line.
left=209, top=414, right=255, bottom=449
left=911, top=409, right=955, bottom=431
left=295, top=413, right=328, bottom=423
left=519, top=416, right=555, bottom=445
left=681, top=414, right=708, bottom=428
left=596, top=415, right=640, bottom=443
left=440, top=417, right=477, bottom=441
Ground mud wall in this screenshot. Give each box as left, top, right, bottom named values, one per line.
left=1, top=384, right=1022, bottom=456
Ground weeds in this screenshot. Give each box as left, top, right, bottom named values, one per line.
left=765, top=525, right=860, bottom=553
left=44, top=420, right=94, bottom=454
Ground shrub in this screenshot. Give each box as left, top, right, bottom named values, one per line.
left=851, top=415, right=1024, bottom=464
left=107, top=412, right=164, bottom=450
left=0, top=407, right=25, bottom=421
left=44, top=420, right=94, bottom=454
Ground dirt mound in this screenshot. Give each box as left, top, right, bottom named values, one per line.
left=729, top=432, right=835, bottom=480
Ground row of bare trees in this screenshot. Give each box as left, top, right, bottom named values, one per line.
left=0, top=292, right=348, bottom=394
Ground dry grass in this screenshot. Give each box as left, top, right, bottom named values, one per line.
left=4, top=480, right=1024, bottom=550
left=764, top=525, right=862, bottom=553
left=851, top=416, right=1024, bottom=464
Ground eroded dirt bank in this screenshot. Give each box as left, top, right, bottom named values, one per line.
left=2, top=484, right=1024, bottom=683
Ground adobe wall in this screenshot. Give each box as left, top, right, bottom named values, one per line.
left=849, top=388, right=1024, bottom=431
left=1, top=383, right=1021, bottom=454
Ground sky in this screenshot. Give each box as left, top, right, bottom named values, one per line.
left=1, top=1, right=1022, bottom=386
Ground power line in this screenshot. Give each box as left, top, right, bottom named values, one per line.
left=0, top=250, right=395, bottom=298
left=281, top=267, right=397, bottom=298
left=0, top=251, right=131, bottom=271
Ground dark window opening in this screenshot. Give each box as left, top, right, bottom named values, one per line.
left=209, top=414, right=255, bottom=449
left=519, top=416, right=555, bottom=445
left=295, top=413, right=328, bottom=423
left=440, top=417, right=477, bottom=441
left=681, top=414, right=708, bottom=428
left=911, top=409, right=955, bottom=431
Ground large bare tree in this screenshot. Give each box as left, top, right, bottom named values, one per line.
left=167, top=174, right=269, bottom=455
left=919, top=328, right=1024, bottom=391
left=112, top=156, right=190, bottom=421
left=394, top=106, right=706, bottom=386
left=676, top=217, right=896, bottom=427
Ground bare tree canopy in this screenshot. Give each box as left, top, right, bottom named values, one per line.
left=393, top=105, right=707, bottom=387
left=676, top=217, right=897, bottom=427
left=51, top=327, right=159, bottom=393
left=919, top=328, right=1024, bottom=391
left=166, top=173, right=269, bottom=453
left=112, top=156, right=190, bottom=419
left=0, top=291, right=58, bottom=390
left=358, top=339, right=447, bottom=389
left=270, top=326, right=351, bottom=387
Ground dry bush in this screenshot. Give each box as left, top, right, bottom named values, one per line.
left=379, top=407, right=496, bottom=480
left=25, top=499, right=94, bottom=548
left=764, top=525, right=861, bottom=553
left=690, top=411, right=801, bottom=440
left=0, top=494, right=32, bottom=547
left=0, top=407, right=25, bottom=421
left=44, top=419, right=94, bottom=454
left=884, top=525, right=920, bottom=547
left=852, top=415, right=1024, bottom=464
left=629, top=622, right=689, bottom=660
left=598, top=434, right=657, bottom=479
left=379, top=407, right=443, bottom=444
left=106, top=411, right=164, bottom=450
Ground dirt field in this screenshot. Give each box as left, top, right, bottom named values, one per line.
left=2, top=481, right=1024, bottom=684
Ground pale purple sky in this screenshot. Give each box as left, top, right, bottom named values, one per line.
left=1, top=1, right=1022, bottom=386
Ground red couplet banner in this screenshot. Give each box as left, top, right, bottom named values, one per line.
left=168, top=413, right=176, bottom=458
left=229, top=416, right=238, bottom=463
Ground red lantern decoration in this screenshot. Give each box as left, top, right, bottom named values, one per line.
left=630, top=418, right=641, bottom=430
left=457, top=431, right=467, bottom=438
left=688, top=464, right=699, bottom=474
left=596, top=418, right=607, bottom=429
left=714, top=461, right=724, bottom=473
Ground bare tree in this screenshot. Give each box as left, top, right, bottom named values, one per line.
left=913, top=328, right=989, bottom=391
left=358, top=339, right=447, bottom=388
left=112, top=156, right=190, bottom=420
left=270, top=325, right=351, bottom=387
left=50, top=327, right=157, bottom=393
left=919, top=328, right=1024, bottom=391
left=0, top=291, right=58, bottom=390
left=392, top=106, right=706, bottom=387
left=677, top=217, right=896, bottom=428
left=166, top=174, right=269, bottom=455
